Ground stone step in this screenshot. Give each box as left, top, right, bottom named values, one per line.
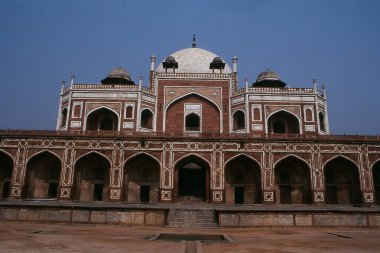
left=166, top=208, right=218, bottom=228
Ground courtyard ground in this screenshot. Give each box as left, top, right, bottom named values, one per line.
left=0, top=223, right=379, bottom=253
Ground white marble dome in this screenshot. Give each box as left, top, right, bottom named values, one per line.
left=156, top=47, right=232, bottom=74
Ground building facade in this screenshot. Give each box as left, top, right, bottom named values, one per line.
left=1, top=42, right=380, bottom=208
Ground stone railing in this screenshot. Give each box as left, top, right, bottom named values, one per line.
left=63, top=84, right=154, bottom=94
left=235, top=87, right=318, bottom=95
left=156, top=73, right=232, bottom=79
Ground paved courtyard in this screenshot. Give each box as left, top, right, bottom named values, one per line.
left=0, top=223, right=379, bottom=253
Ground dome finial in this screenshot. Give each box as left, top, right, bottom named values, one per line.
left=192, top=33, right=196, bottom=48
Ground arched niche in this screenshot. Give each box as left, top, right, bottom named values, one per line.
left=24, top=152, right=61, bottom=199
left=324, top=157, right=362, bottom=205
left=274, top=156, right=312, bottom=204
left=233, top=110, right=245, bottom=131
left=86, top=108, right=118, bottom=131
left=225, top=155, right=261, bottom=204
left=268, top=110, right=300, bottom=134
left=122, top=154, right=160, bottom=203
left=73, top=153, right=110, bottom=201
left=141, top=109, right=154, bottom=130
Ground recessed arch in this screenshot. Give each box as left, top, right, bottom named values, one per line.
left=319, top=112, right=326, bottom=132
left=267, top=109, right=301, bottom=134
left=224, top=154, right=262, bottom=204
left=122, top=153, right=160, bottom=203
left=233, top=110, right=245, bottom=131
left=174, top=154, right=211, bottom=202
left=140, top=108, right=154, bottom=130
left=372, top=160, right=380, bottom=205
left=324, top=156, right=362, bottom=205
left=60, top=107, right=68, bottom=128
left=85, top=106, right=120, bottom=131
left=274, top=156, right=312, bottom=204
left=23, top=151, right=61, bottom=199
left=0, top=150, right=13, bottom=199
left=164, top=92, right=222, bottom=133
left=73, top=152, right=110, bottom=201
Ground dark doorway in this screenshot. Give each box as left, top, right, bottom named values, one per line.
left=47, top=182, right=59, bottom=198
left=0, top=152, right=12, bottom=199
left=234, top=187, right=244, bottom=204
left=179, top=162, right=206, bottom=201
left=93, top=184, right=104, bottom=201
left=140, top=185, right=150, bottom=203
left=373, top=162, right=380, bottom=205
left=2, top=181, right=10, bottom=199
left=185, top=113, right=200, bottom=131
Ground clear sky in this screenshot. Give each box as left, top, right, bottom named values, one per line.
left=0, top=0, right=379, bottom=134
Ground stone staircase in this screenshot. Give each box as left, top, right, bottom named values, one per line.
left=166, top=208, right=218, bottom=228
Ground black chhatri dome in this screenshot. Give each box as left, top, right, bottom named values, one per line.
left=101, top=67, right=135, bottom=85
left=252, top=69, right=286, bottom=88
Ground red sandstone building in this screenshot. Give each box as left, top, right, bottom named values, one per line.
left=1, top=40, right=380, bottom=226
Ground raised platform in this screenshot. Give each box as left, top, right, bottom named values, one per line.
left=1, top=200, right=380, bottom=227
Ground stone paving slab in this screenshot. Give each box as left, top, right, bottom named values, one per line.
left=0, top=223, right=380, bottom=253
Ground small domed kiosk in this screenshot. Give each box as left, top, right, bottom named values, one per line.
left=101, top=67, right=135, bottom=85
left=252, top=69, right=286, bottom=88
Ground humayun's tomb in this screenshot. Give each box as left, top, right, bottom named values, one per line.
left=1, top=38, right=380, bottom=227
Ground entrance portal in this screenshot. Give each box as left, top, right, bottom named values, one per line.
left=175, top=156, right=210, bottom=203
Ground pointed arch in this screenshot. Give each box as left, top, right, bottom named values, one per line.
left=122, top=153, right=160, bottom=203
left=73, top=152, right=111, bottom=201
left=74, top=151, right=112, bottom=166
left=322, top=155, right=359, bottom=169
left=84, top=106, right=120, bottom=131
left=323, top=156, right=362, bottom=205
left=274, top=155, right=312, bottom=204
left=224, top=154, right=262, bottom=204
left=266, top=109, right=301, bottom=134
left=0, top=150, right=14, bottom=199
left=274, top=154, right=311, bottom=169
left=24, top=151, right=62, bottom=199
left=173, top=153, right=212, bottom=169
left=223, top=153, right=261, bottom=169
left=26, top=150, right=63, bottom=165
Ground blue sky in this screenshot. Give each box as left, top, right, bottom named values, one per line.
left=0, top=0, right=379, bottom=134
